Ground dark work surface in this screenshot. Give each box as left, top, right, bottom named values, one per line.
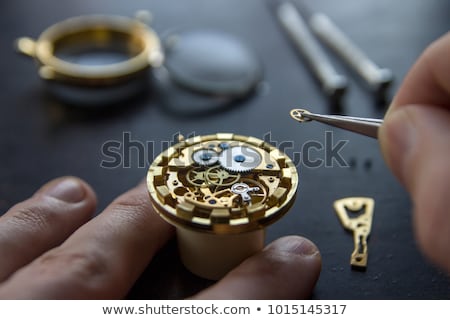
left=1, top=0, right=449, bottom=299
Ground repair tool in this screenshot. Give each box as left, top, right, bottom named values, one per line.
left=309, top=12, right=393, bottom=94
left=271, top=1, right=347, bottom=101
left=290, top=108, right=382, bottom=138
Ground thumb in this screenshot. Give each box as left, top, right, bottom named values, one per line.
left=191, top=236, right=321, bottom=299
left=379, top=104, right=450, bottom=272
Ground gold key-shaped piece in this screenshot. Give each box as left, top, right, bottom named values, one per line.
left=333, top=197, right=374, bottom=269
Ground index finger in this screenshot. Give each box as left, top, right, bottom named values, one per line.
left=0, top=181, right=174, bottom=299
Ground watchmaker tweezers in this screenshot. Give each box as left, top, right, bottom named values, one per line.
left=290, top=108, right=383, bottom=139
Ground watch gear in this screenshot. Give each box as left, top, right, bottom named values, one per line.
left=192, top=149, right=219, bottom=166
left=186, top=168, right=207, bottom=186
left=205, top=165, right=240, bottom=187
left=218, top=145, right=262, bottom=173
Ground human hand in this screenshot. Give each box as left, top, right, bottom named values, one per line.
left=0, top=176, right=321, bottom=299
left=379, top=32, right=450, bottom=273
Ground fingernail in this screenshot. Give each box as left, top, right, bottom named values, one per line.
left=279, top=237, right=319, bottom=257
left=45, top=178, right=86, bottom=203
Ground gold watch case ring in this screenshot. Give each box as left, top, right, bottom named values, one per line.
left=15, top=12, right=164, bottom=86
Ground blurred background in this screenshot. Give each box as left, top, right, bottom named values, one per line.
left=0, top=0, right=449, bottom=298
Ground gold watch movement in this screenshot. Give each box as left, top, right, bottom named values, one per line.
left=147, top=133, right=298, bottom=234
